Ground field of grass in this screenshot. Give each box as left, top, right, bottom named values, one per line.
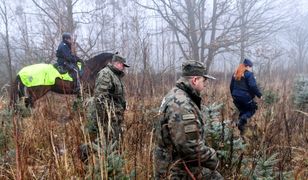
left=0, top=77, right=307, bottom=179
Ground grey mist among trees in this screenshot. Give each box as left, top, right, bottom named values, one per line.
left=136, top=0, right=295, bottom=72
left=0, top=0, right=306, bottom=86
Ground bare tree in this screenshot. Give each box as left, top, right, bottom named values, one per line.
left=0, top=0, right=13, bottom=85
left=30, top=0, right=80, bottom=61
left=205, top=0, right=237, bottom=71
left=136, top=0, right=207, bottom=63
left=137, top=0, right=294, bottom=72
left=287, top=24, right=308, bottom=73
left=236, top=0, right=294, bottom=62
left=14, top=5, right=40, bottom=65
left=255, top=42, right=283, bottom=81
left=0, top=2, right=22, bottom=180
left=31, top=0, right=77, bottom=33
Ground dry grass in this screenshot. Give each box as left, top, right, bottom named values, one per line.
left=0, top=77, right=307, bottom=179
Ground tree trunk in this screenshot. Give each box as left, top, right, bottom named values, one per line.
left=206, top=0, right=218, bottom=73
left=239, top=0, right=246, bottom=63
left=66, top=0, right=74, bottom=33
left=0, top=2, right=21, bottom=179
left=185, top=0, right=199, bottom=61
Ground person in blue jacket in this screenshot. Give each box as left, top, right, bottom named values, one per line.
left=230, top=58, right=262, bottom=133
left=56, top=32, right=81, bottom=93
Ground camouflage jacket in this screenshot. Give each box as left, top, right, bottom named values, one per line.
left=154, top=77, right=219, bottom=178
left=94, top=64, right=126, bottom=110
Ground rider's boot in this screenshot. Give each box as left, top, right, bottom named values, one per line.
left=73, top=78, right=80, bottom=93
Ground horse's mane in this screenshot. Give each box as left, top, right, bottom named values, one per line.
left=91, top=52, right=114, bottom=61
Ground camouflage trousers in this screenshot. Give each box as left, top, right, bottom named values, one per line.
left=154, top=147, right=224, bottom=180
left=95, top=103, right=124, bottom=145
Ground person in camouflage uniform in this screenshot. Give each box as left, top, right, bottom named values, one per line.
left=154, top=60, right=224, bottom=179
left=93, top=54, right=130, bottom=144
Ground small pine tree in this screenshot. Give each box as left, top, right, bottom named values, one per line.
left=252, top=153, right=280, bottom=180
left=263, top=90, right=279, bottom=106
left=83, top=140, right=133, bottom=179
left=202, top=103, right=246, bottom=175
left=202, top=102, right=293, bottom=179
left=293, top=74, right=308, bottom=110
left=0, top=107, right=13, bottom=156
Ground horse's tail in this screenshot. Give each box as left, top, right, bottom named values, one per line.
left=9, top=75, right=24, bottom=111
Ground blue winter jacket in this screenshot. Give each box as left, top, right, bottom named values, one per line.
left=230, top=71, right=262, bottom=99
left=56, top=41, right=78, bottom=66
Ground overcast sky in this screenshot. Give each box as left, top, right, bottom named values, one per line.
left=299, top=0, right=308, bottom=13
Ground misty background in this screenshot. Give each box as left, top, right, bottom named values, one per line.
left=1, top=1, right=308, bottom=179
left=0, top=0, right=307, bottom=88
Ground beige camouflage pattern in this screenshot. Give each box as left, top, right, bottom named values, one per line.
left=154, top=77, right=223, bottom=179
left=94, top=63, right=126, bottom=143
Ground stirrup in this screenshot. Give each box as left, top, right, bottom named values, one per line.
left=73, top=87, right=80, bottom=93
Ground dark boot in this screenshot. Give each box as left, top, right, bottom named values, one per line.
left=73, top=78, right=80, bottom=93
left=237, top=117, right=247, bottom=134
left=71, top=70, right=80, bottom=93
left=67, top=64, right=80, bottom=93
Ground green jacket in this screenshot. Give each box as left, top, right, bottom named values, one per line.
left=154, top=77, right=221, bottom=179
left=94, top=63, right=126, bottom=110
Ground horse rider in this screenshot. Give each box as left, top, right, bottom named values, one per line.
left=56, top=32, right=81, bottom=93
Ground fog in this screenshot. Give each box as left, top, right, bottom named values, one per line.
left=0, top=0, right=308, bottom=86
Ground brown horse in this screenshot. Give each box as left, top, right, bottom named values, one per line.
left=11, top=52, right=114, bottom=108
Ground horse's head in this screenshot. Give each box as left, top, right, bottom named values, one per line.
left=84, top=52, right=114, bottom=78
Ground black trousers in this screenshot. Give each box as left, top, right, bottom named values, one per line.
left=64, top=63, right=79, bottom=90
left=232, top=95, right=258, bottom=122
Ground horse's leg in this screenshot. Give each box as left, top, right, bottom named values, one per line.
left=26, top=86, right=52, bottom=108
left=24, top=87, right=34, bottom=108
left=15, top=77, right=29, bottom=108
left=9, top=76, right=22, bottom=111
left=24, top=97, right=33, bottom=108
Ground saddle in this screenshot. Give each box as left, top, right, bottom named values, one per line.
left=53, top=61, right=84, bottom=75
left=54, top=63, right=69, bottom=74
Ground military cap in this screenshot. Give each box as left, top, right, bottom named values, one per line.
left=112, top=54, right=130, bottom=67
left=182, top=60, right=216, bottom=80
left=243, top=58, right=253, bottom=67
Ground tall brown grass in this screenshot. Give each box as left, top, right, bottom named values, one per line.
left=0, top=76, right=307, bottom=179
